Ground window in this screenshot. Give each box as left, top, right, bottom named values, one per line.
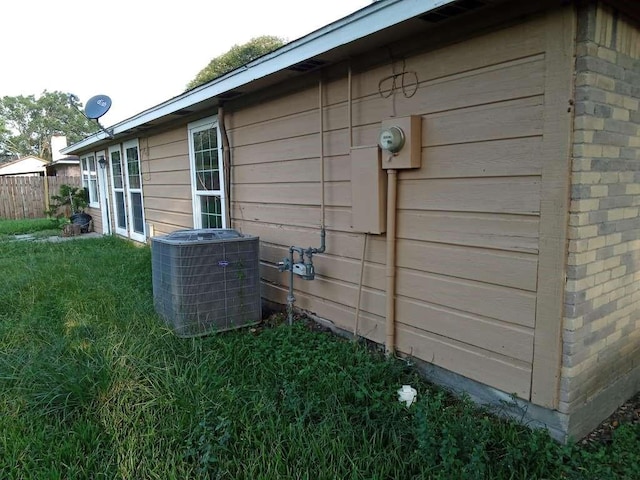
left=81, top=154, right=99, bottom=207
left=188, top=116, right=226, bottom=228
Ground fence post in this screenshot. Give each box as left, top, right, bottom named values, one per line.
left=10, top=178, right=17, bottom=219
left=44, top=175, right=50, bottom=213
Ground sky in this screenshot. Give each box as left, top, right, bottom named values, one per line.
left=3, top=0, right=371, bottom=127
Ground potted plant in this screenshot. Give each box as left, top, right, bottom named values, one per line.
left=48, top=184, right=93, bottom=234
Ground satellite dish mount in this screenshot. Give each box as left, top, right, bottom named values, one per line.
left=84, top=95, right=114, bottom=139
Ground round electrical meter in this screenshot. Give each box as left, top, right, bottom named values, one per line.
left=378, top=126, right=405, bottom=153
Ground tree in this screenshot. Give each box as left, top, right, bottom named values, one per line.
left=0, top=91, right=98, bottom=162
left=186, top=36, right=286, bottom=90
left=0, top=117, right=11, bottom=163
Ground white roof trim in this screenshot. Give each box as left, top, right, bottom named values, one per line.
left=63, top=0, right=456, bottom=154
left=49, top=158, right=79, bottom=165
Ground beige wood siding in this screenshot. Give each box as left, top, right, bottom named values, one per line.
left=224, top=12, right=565, bottom=401
left=140, top=129, right=193, bottom=236
left=531, top=6, right=575, bottom=408
left=86, top=206, right=102, bottom=234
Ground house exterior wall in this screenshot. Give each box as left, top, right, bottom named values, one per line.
left=66, top=0, right=640, bottom=442
left=53, top=164, right=80, bottom=177
left=216, top=7, right=572, bottom=405
left=563, top=1, right=640, bottom=440
left=86, top=205, right=102, bottom=234
left=121, top=3, right=580, bottom=438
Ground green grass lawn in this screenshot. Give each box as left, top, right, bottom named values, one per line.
left=0, top=217, right=61, bottom=240
left=0, top=230, right=638, bottom=479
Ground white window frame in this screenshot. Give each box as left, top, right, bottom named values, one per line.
left=122, top=139, right=146, bottom=243
left=80, top=153, right=99, bottom=208
left=188, top=116, right=227, bottom=229
left=108, top=144, right=128, bottom=237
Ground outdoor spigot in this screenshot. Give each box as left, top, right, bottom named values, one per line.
left=278, top=257, right=291, bottom=272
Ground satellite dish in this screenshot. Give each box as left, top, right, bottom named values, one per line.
left=84, top=94, right=112, bottom=120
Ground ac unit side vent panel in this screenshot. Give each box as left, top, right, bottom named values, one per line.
left=151, top=229, right=261, bottom=337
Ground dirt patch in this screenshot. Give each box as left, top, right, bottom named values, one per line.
left=580, top=391, right=640, bottom=445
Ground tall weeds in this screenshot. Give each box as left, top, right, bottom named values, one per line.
left=0, top=235, right=638, bottom=479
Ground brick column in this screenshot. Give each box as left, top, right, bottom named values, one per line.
left=562, top=2, right=640, bottom=438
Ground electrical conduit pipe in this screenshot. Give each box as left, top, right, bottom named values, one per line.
left=385, top=167, right=398, bottom=357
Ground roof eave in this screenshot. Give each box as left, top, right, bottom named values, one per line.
left=62, top=0, right=460, bottom=155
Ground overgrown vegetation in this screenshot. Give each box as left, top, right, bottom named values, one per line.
left=0, top=229, right=639, bottom=479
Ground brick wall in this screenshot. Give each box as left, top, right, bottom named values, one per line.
left=563, top=2, right=640, bottom=437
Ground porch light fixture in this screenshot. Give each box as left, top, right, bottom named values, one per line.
left=98, top=155, right=107, bottom=169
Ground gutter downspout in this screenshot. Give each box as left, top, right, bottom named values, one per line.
left=385, top=167, right=398, bottom=356
left=218, top=106, right=232, bottom=228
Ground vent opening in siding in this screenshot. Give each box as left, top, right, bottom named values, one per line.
left=419, top=0, right=486, bottom=23
left=217, top=90, right=243, bottom=100
left=287, top=59, right=327, bottom=72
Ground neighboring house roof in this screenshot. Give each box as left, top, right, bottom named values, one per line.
left=46, top=155, right=80, bottom=175
left=62, top=0, right=639, bottom=156
left=49, top=155, right=80, bottom=166
left=0, top=156, right=48, bottom=176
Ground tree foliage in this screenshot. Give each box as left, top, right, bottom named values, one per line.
left=186, top=36, right=286, bottom=90
left=0, top=91, right=98, bottom=162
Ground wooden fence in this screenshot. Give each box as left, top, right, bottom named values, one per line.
left=0, top=176, right=81, bottom=220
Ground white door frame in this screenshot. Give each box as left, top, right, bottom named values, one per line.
left=122, top=139, right=146, bottom=243
left=97, top=151, right=111, bottom=234
left=109, top=144, right=128, bottom=238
